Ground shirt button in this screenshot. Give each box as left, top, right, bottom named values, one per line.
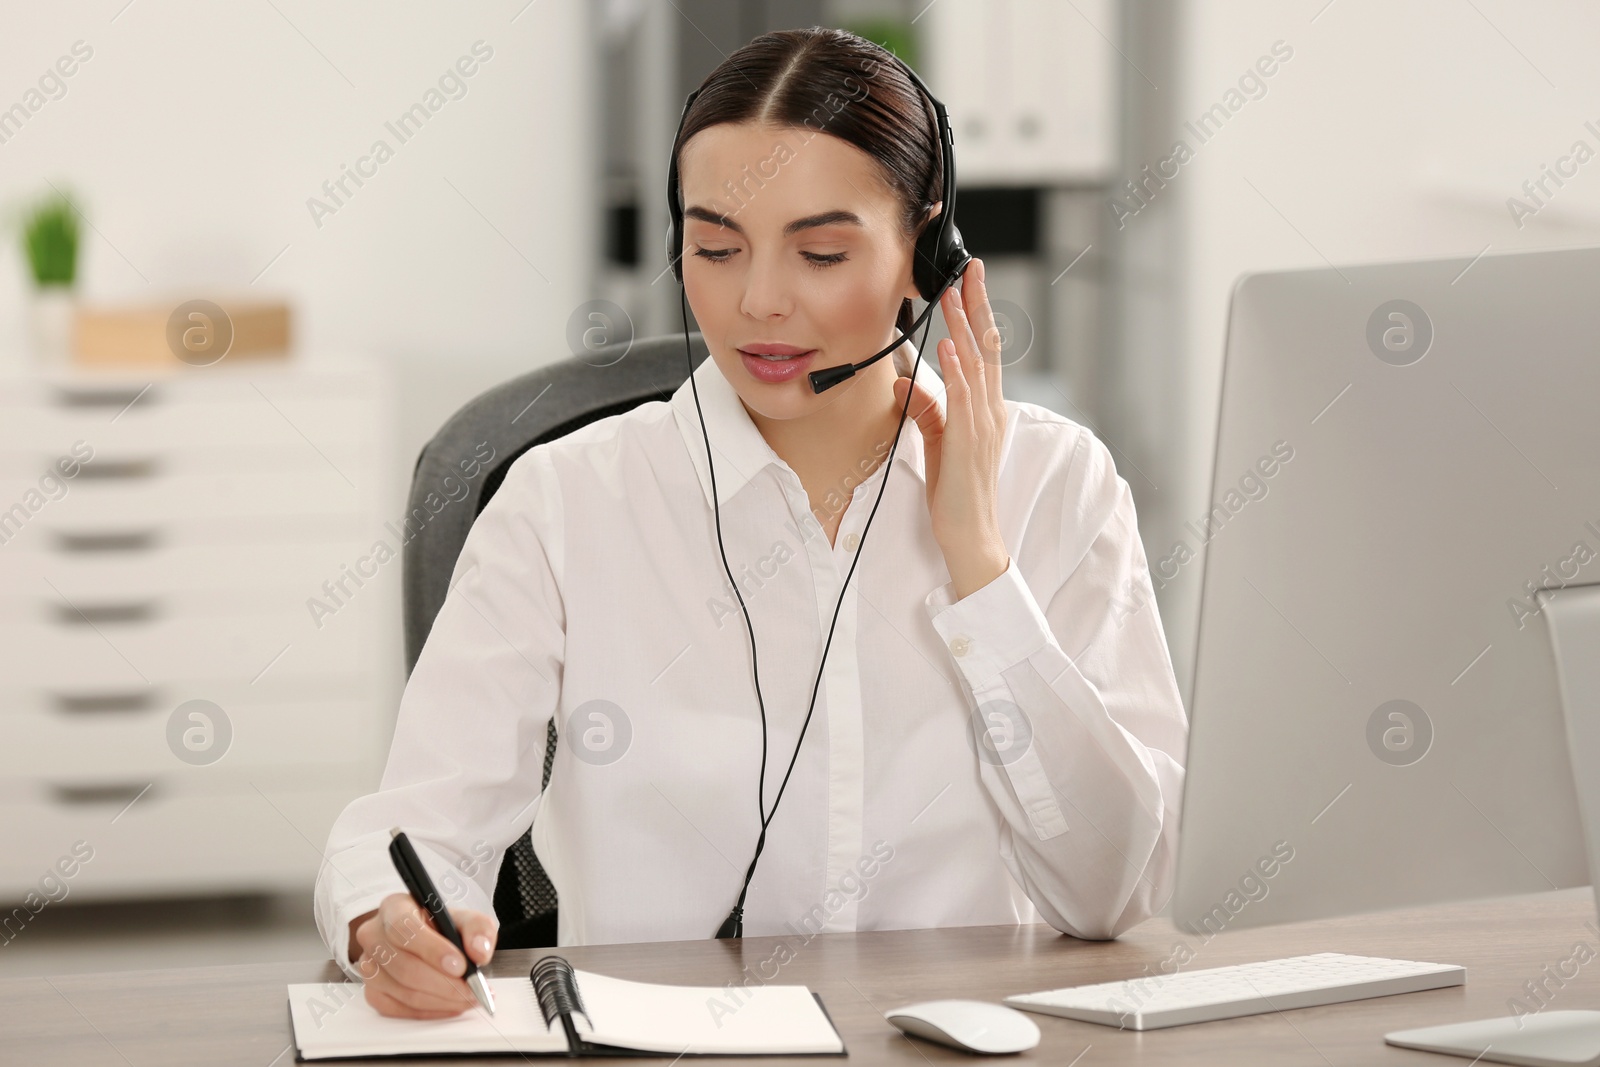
left=949, top=635, right=971, bottom=657
left=843, top=532, right=860, bottom=551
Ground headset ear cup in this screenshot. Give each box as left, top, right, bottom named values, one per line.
left=667, top=219, right=681, bottom=282
left=944, top=222, right=973, bottom=290
left=914, top=220, right=973, bottom=303
left=913, top=223, right=943, bottom=302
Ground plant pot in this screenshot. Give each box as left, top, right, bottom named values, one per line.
left=28, top=286, right=77, bottom=367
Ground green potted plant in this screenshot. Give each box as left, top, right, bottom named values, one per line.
left=19, top=187, right=81, bottom=364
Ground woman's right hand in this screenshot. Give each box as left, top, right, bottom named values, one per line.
left=348, top=893, right=499, bottom=1019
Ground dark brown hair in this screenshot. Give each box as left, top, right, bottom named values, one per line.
left=672, top=27, right=942, bottom=373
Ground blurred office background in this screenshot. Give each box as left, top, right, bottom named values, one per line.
left=3, top=0, right=1600, bottom=976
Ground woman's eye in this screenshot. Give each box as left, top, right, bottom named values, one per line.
left=803, top=252, right=847, bottom=270
left=690, top=248, right=848, bottom=270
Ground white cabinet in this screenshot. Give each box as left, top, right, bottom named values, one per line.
left=0, top=357, right=400, bottom=903
left=924, top=0, right=1120, bottom=184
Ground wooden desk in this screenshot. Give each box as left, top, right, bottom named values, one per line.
left=4, top=887, right=1598, bottom=1066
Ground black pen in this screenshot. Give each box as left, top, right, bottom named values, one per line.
left=388, top=827, right=496, bottom=1015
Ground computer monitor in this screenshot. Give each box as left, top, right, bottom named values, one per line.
left=1171, top=245, right=1600, bottom=1062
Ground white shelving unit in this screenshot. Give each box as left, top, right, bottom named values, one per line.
left=0, top=355, right=400, bottom=903
left=923, top=0, right=1119, bottom=185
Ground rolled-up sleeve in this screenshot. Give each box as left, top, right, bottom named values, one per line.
left=313, top=447, right=566, bottom=981
left=924, top=428, right=1188, bottom=940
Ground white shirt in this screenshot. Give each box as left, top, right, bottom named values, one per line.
left=314, top=348, right=1189, bottom=982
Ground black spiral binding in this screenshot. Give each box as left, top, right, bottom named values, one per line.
left=531, top=955, right=590, bottom=1056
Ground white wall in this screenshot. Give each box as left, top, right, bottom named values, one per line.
left=1156, top=0, right=1600, bottom=702
left=0, top=0, right=599, bottom=469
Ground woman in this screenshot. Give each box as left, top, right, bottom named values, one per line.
left=315, top=27, right=1187, bottom=1020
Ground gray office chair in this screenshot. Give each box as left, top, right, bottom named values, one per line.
left=401, top=331, right=710, bottom=949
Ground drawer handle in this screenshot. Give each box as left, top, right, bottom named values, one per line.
left=51, top=781, right=155, bottom=806
left=76, top=457, right=160, bottom=480
left=53, top=600, right=160, bottom=625
left=53, top=690, right=157, bottom=714
left=53, top=529, right=162, bottom=553
left=54, top=385, right=160, bottom=409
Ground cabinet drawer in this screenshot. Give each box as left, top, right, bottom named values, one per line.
left=0, top=393, right=381, bottom=455
left=0, top=671, right=382, bottom=717
left=0, top=611, right=377, bottom=687
left=27, top=469, right=376, bottom=525
left=0, top=696, right=379, bottom=780
left=0, top=782, right=371, bottom=901
left=0, top=538, right=384, bottom=601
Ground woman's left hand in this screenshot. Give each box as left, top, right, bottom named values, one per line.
left=892, top=257, right=1011, bottom=601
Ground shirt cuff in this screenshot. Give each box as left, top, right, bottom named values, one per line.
left=924, top=555, right=1054, bottom=692
left=317, top=830, right=415, bottom=984
left=332, top=891, right=395, bottom=984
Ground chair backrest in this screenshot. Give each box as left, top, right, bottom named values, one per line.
left=399, top=330, right=709, bottom=947
left=403, top=331, right=708, bottom=672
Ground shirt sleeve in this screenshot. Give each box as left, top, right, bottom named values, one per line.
left=923, top=426, right=1188, bottom=940
left=313, top=447, right=566, bottom=981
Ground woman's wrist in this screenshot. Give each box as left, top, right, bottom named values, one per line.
left=944, top=540, right=1010, bottom=601
left=349, top=910, right=376, bottom=967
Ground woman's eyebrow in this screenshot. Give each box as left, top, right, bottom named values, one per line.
left=683, top=206, right=865, bottom=237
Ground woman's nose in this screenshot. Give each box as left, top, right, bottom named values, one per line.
left=739, top=253, right=794, bottom=319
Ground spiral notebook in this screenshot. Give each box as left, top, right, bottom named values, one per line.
left=286, top=955, right=847, bottom=1060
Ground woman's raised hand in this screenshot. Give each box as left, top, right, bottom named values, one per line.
left=891, top=257, right=1011, bottom=600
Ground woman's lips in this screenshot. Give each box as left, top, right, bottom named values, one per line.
left=738, top=348, right=816, bottom=384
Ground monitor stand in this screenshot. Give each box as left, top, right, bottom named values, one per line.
left=1386, top=1012, right=1600, bottom=1066
left=1383, top=582, right=1600, bottom=1066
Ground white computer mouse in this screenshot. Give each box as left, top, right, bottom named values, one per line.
left=885, top=999, right=1042, bottom=1054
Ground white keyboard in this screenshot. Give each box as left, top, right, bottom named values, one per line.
left=1005, top=952, right=1465, bottom=1031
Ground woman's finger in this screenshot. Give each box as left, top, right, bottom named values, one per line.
left=935, top=335, right=971, bottom=446
left=893, top=375, right=943, bottom=496
left=895, top=371, right=943, bottom=430
left=378, top=897, right=466, bottom=979
left=964, top=259, right=1004, bottom=412
left=941, top=284, right=990, bottom=438
left=451, top=909, right=499, bottom=966
left=365, top=981, right=469, bottom=1020
left=379, top=940, right=477, bottom=1006
left=893, top=375, right=946, bottom=466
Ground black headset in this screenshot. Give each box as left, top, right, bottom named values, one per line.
left=665, top=42, right=971, bottom=938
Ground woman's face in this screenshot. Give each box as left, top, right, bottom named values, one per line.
left=677, top=121, right=925, bottom=421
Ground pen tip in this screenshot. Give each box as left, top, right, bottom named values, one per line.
left=388, top=826, right=403, bottom=840
left=468, top=970, right=495, bottom=1015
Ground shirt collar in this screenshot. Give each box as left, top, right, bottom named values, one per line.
left=670, top=342, right=942, bottom=511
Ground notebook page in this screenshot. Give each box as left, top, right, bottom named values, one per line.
left=286, top=977, right=569, bottom=1059
left=574, top=969, right=843, bottom=1055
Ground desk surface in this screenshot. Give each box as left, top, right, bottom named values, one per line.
left=4, top=887, right=1598, bottom=1066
